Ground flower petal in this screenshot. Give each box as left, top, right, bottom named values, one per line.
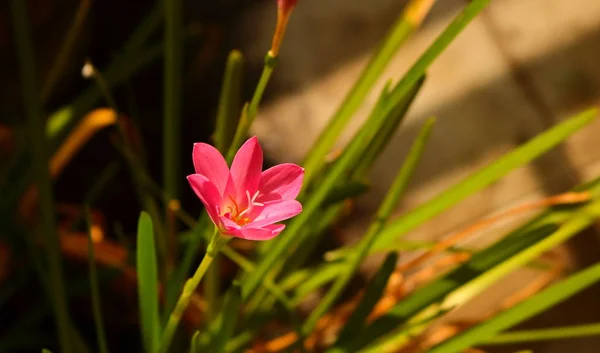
left=192, top=142, right=230, bottom=196
left=251, top=199, right=302, bottom=228
left=258, top=163, right=304, bottom=203
left=187, top=174, right=222, bottom=226
left=230, top=136, right=263, bottom=199
left=218, top=216, right=242, bottom=236
left=239, top=224, right=285, bottom=241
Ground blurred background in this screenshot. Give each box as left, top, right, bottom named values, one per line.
left=2, top=0, right=600, bottom=352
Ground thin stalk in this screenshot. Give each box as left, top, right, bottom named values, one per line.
left=302, top=0, right=435, bottom=185
left=214, top=50, right=244, bottom=152
left=163, top=0, right=183, bottom=276
left=85, top=206, right=109, bottom=353
left=11, top=1, right=72, bottom=352
left=226, top=53, right=277, bottom=163
left=158, top=230, right=227, bottom=353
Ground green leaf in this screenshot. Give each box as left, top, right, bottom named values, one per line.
left=86, top=207, right=109, bottom=353
left=367, top=108, right=597, bottom=255
left=426, top=260, right=600, bottom=353
left=136, top=212, right=161, bottom=353
left=190, top=331, right=201, bottom=353
left=302, top=118, right=435, bottom=334
left=335, top=252, right=399, bottom=344
left=214, top=50, right=245, bottom=153
left=323, top=180, right=370, bottom=206
left=485, top=323, right=600, bottom=345
left=336, top=177, right=600, bottom=351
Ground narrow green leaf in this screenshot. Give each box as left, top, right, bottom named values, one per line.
left=302, top=0, right=433, bottom=184
left=302, top=118, right=435, bottom=334
left=42, top=349, right=53, bottom=353
left=208, top=285, right=243, bottom=352
left=371, top=108, right=597, bottom=254
left=485, top=323, right=600, bottom=345
left=136, top=212, right=161, bottom=353
left=336, top=252, right=399, bottom=343
left=336, top=177, right=600, bottom=351
left=323, top=180, right=370, bottom=207
left=214, top=50, right=245, bottom=153
left=86, top=207, right=109, bottom=353
left=352, top=76, right=426, bottom=178
left=427, top=260, right=600, bottom=353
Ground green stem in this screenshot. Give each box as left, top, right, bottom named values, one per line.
left=158, top=231, right=227, bottom=353
left=163, top=0, right=183, bottom=276
left=10, top=1, right=72, bottom=352
left=226, top=53, right=277, bottom=162
left=85, top=207, right=109, bottom=353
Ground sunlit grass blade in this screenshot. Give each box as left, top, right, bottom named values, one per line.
left=352, top=76, right=426, bottom=178
left=335, top=252, right=399, bottom=344
left=11, top=1, right=72, bottom=351
left=302, top=0, right=435, bottom=185
left=214, top=50, right=245, bottom=153
left=85, top=206, right=109, bottom=353
left=485, top=323, right=600, bottom=345
left=136, top=212, right=161, bottom=353
left=302, top=118, right=435, bottom=334
left=370, top=108, right=597, bottom=254
left=339, top=177, right=600, bottom=351
left=426, top=260, right=600, bottom=353
left=190, top=331, right=201, bottom=353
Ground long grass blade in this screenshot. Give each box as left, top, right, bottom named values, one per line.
left=302, top=0, right=436, bottom=184
left=214, top=50, right=245, bottom=153
left=136, top=212, right=161, bottom=353
left=485, top=323, right=600, bottom=345
left=427, top=260, right=600, bottom=353
left=335, top=252, right=399, bottom=344
left=11, top=1, right=72, bottom=351
left=370, top=108, right=596, bottom=254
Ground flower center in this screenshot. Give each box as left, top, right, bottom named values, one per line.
left=223, top=190, right=264, bottom=226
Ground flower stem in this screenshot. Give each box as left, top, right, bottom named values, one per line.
left=158, top=230, right=228, bottom=353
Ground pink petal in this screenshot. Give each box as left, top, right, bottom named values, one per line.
left=239, top=224, right=286, bottom=241
left=187, top=174, right=222, bottom=227
left=230, top=136, right=263, bottom=200
left=192, top=143, right=230, bottom=196
left=218, top=216, right=242, bottom=235
left=251, top=199, right=302, bottom=228
left=258, top=163, right=304, bottom=203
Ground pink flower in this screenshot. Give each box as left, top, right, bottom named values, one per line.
left=187, top=136, right=304, bottom=241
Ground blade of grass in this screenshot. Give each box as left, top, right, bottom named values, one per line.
left=190, top=331, right=201, bottom=353
left=427, top=260, right=600, bottom=353
left=136, top=212, right=161, bottom=353
left=214, top=50, right=245, bottom=153
left=485, top=323, right=600, bottom=345
left=11, top=1, right=72, bottom=351
left=302, top=118, right=435, bottom=335
left=336, top=252, right=399, bottom=343
left=85, top=206, right=109, bottom=353
left=163, top=0, right=183, bottom=272
left=302, top=0, right=436, bottom=185
left=337, top=178, right=600, bottom=351
left=336, top=108, right=598, bottom=259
